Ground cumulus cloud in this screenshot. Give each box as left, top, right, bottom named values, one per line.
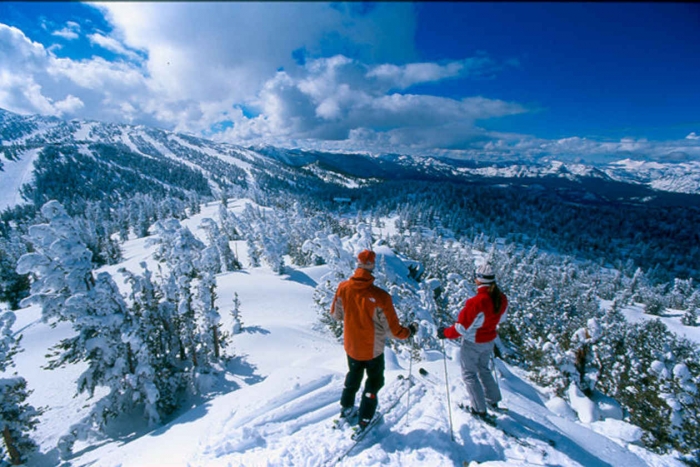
left=51, top=21, right=81, bottom=40
left=0, top=23, right=152, bottom=122
left=366, top=52, right=511, bottom=90
left=1, top=3, right=697, bottom=164
left=0, top=24, right=57, bottom=115
left=88, top=33, right=141, bottom=61
left=92, top=2, right=416, bottom=105
left=212, top=54, right=528, bottom=150
left=367, top=61, right=465, bottom=89
left=54, top=94, right=84, bottom=115
left=0, top=5, right=532, bottom=155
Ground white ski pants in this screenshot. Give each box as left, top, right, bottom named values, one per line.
left=460, top=339, right=501, bottom=413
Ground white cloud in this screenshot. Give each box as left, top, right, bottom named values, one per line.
left=215, top=55, right=527, bottom=149
left=366, top=53, right=507, bottom=90
left=0, top=23, right=152, bottom=123
left=0, top=24, right=57, bottom=115
left=54, top=94, right=84, bottom=115
left=367, top=62, right=464, bottom=89
left=2, top=4, right=527, bottom=153
left=1, top=3, right=697, bottom=164
left=88, top=33, right=141, bottom=61
left=91, top=2, right=416, bottom=105
left=51, top=21, right=81, bottom=40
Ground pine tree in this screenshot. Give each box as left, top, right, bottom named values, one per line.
left=0, top=232, right=29, bottom=310
left=195, top=246, right=227, bottom=364
left=16, top=201, right=163, bottom=456
left=151, top=218, right=226, bottom=391
left=682, top=307, right=699, bottom=327
left=231, top=292, right=243, bottom=335
left=199, top=218, right=241, bottom=272
left=0, top=312, right=41, bottom=466
left=217, top=200, right=240, bottom=241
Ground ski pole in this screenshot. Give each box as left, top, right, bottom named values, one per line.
left=441, top=337, right=455, bottom=441
left=405, top=345, right=413, bottom=425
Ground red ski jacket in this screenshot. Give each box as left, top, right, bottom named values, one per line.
left=330, top=268, right=411, bottom=361
left=444, top=286, right=508, bottom=343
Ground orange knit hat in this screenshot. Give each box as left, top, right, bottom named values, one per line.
left=357, top=249, right=376, bottom=265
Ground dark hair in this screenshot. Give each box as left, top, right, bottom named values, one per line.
left=488, top=283, right=504, bottom=315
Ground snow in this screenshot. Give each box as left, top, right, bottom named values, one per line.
left=0, top=148, right=40, bottom=210
left=2, top=201, right=687, bottom=467
left=72, top=122, right=95, bottom=141
left=622, top=304, right=700, bottom=343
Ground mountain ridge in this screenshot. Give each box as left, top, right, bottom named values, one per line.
left=2, top=108, right=700, bottom=215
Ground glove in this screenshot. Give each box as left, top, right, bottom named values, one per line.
left=493, top=342, right=502, bottom=359
left=436, top=326, right=447, bottom=339
left=407, top=322, right=419, bottom=338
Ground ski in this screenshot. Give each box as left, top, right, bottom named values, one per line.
left=350, top=413, right=381, bottom=441
left=458, top=402, right=498, bottom=426
left=329, top=374, right=413, bottom=465
left=332, top=406, right=358, bottom=430
left=457, top=402, right=554, bottom=451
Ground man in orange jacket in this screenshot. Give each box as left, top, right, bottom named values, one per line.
left=331, top=249, right=418, bottom=431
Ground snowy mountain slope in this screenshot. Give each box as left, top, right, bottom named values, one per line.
left=251, top=142, right=700, bottom=199
left=0, top=109, right=371, bottom=211
left=0, top=148, right=40, bottom=211
left=2, top=108, right=700, bottom=216
left=4, top=200, right=688, bottom=467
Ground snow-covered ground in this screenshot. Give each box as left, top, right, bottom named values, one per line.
left=3, top=201, right=688, bottom=467
left=0, top=149, right=40, bottom=211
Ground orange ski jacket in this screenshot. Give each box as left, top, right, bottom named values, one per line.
left=330, top=268, right=411, bottom=361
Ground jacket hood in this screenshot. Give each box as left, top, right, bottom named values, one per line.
left=349, top=267, right=375, bottom=290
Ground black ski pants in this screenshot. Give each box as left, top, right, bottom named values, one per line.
left=340, top=353, right=385, bottom=423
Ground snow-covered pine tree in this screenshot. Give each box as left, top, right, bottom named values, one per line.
left=217, top=200, right=240, bottom=241
left=236, top=205, right=289, bottom=274
left=187, top=192, right=201, bottom=216
left=0, top=312, right=40, bottom=465
left=231, top=292, right=243, bottom=335
left=119, top=263, right=173, bottom=423
left=199, top=218, right=241, bottom=272
left=285, top=202, right=324, bottom=267
left=666, top=361, right=700, bottom=459
left=17, top=200, right=95, bottom=324
left=0, top=232, right=30, bottom=311
left=133, top=198, right=154, bottom=238
left=302, top=231, right=355, bottom=338
left=195, top=246, right=228, bottom=364
left=681, top=289, right=699, bottom=327
left=570, top=318, right=603, bottom=396
left=151, top=218, right=227, bottom=392
left=16, top=201, right=165, bottom=456
left=301, top=232, right=355, bottom=280
left=681, top=306, right=698, bottom=327
left=151, top=219, right=204, bottom=368
left=436, top=272, right=472, bottom=326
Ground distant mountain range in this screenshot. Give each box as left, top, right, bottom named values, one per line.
left=1, top=108, right=699, bottom=211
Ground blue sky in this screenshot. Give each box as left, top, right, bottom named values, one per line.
left=1, top=2, right=699, bottom=162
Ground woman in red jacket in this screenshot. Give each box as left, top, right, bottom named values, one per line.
left=437, top=263, right=508, bottom=420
